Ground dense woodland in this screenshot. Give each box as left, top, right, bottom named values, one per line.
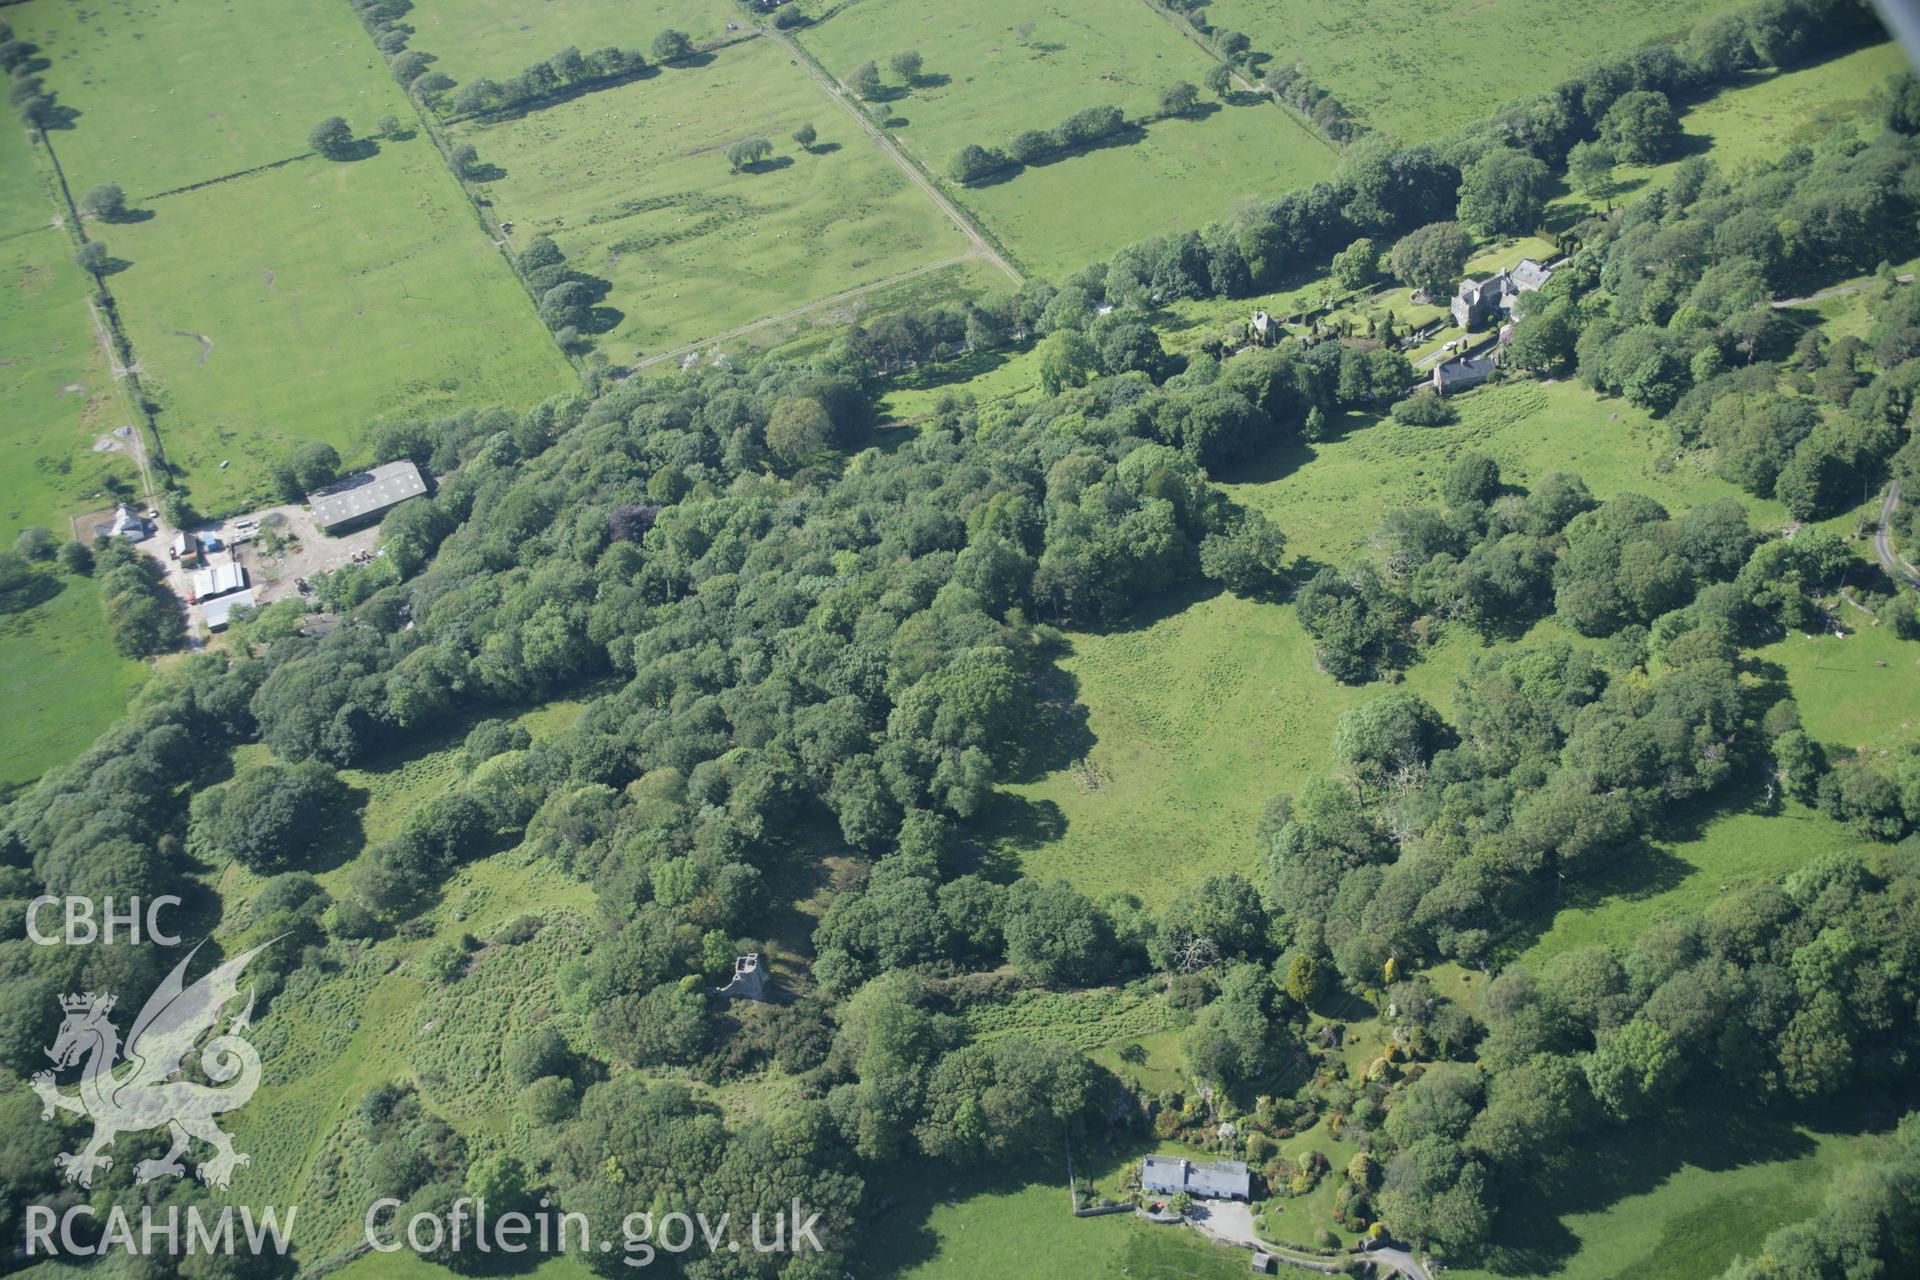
left=4, top=0, right=1920, bottom=1277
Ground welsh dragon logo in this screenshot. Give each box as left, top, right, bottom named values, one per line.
left=31, top=940, right=274, bottom=1190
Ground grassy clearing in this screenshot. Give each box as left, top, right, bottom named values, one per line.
left=0, top=122, right=142, bottom=540
left=100, top=139, right=575, bottom=512
left=1553, top=41, right=1909, bottom=222
left=986, top=377, right=1792, bottom=906
left=11, top=0, right=408, bottom=194
left=404, top=0, right=745, bottom=86
left=792, top=0, right=1338, bottom=277
left=456, top=36, right=974, bottom=358
left=1224, top=378, right=1774, bottom=575
left=0, top=567, right=148, bottom=785
left=1451, top=1098, right=1887, bottom=1280
left=1196, top=0, right=1728, bottom=143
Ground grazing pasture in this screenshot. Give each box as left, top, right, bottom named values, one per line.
left=1196, top=0, right=1728, bottom=142
left=791, top=0, right=1338, bottom=276
left=99, top=139, right=576, bottom=512
left=0, top=567, right=148, bottom=786
left=454, top=35, right=975, bottom=358
left=403, top=0, right=746, bottom=86
left=10, top=0, right=408, bottom=193
left=1557, top=40, right=1910, bottom=218
left=0, top=122, right=141, bottom=539
left=985, top=374, right=1816, bottom=904
left=1449, top=1098, right=1886, bottom=1280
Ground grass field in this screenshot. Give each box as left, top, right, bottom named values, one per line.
left=455, top=35, right=976, bottom=358
left=404, top=0, right=746, bottom=86
left=1553, top=41, right=1909, bottom=221
left=97, top=137, right=575, bottom=512
left=1450, top=1097, right=1890, bottom=1280
left=15, top=0, right=575, bottom=513
left=10, top=0, right=409, bottom=194
left=0, top=121, right=143, bottom=540
left=791, top=0, right=1338, bottom=277
left=1195, top=0, right=1728, bottom=143
left=0, top=567, right=148, bottom=785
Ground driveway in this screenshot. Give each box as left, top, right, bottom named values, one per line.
left=1185, top=1198, right=1433, bottom=1280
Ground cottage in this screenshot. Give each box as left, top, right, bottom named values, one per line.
left=1451, top=257, right=1555, bottom=329
left=94, top=504, right=151, bottom=542
left=1249, top=309, right=1277, bottom=347
left=308, top=460, right=428, bottom=535
left=1433, top=352, right=1499, bottom=394
left=1140, top=1156, right=1251, bottom=1201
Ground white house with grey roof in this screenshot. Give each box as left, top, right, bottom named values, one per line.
left=308, top=460, right=428, bottom=535
left=1141, top=1155, right=1251, bottom=1201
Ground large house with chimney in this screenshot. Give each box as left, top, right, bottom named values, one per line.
left=1451, top=257, right=1556, bottom=329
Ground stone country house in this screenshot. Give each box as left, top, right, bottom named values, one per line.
left=1452, top=257, right=1555, bottom=329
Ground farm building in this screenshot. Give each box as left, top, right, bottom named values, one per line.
left=191, top=562, right=248, bottom=600
left=308, top=460, right=428, bottom=535
left=202, top=590, right=257, bottom=631
left=1451, top=257, right=1556, bottom=329
left=1141, top=1156, right=1251, bottom=1201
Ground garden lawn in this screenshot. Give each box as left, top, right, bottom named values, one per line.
left=856, top=1149, right=1254, bottom=1280
left=453, top=36, right=974, bottom=358
left=0, top=568, right=148, bottom=785
left=791, top=0, right=1337, bottom=277
left=100, top=138, right=574, bottom=513
left=402, top=0, right=745, bottom=86
left=11, top=0, right=411, bottom=194
left=0, top=121, right=142, bottom=540
left=1196, top=0, right=1729, bottom=142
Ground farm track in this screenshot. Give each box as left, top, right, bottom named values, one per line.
left=761, top=23, right=1023, bottom=286
left=629, top=252, right=976, bottom=370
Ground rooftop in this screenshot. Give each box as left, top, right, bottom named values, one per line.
left=203, top=589, right=257, bottom=630
left=308, top=460, right=427, bottom=531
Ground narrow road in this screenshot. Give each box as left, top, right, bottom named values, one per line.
left=629, top=253, right=975, bottom=370
left=761, top=25, right=1022, bottom=285
left=1876, top=479, right=1920, bottom=589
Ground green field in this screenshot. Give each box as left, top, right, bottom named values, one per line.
left=1450, top=1097, right=1887, bottom=1280
left=0, top=122, right=142, bottom=540
left=15, top=0, right=575, bottom=513
left=791, top=0, right=1339, bottom=277
left=454, top=35, right=977, bottom=358
left=10, top=0, right=408, bottom=194
left=1196, top=0, right=1729, bottom=142
left=404, top=0, right=745, bottom=86
left=97, top=138, right=575, bottom=512
left=1556, top=41, right=1910, bottom=220
left=0, top=567, right=149, bottom=785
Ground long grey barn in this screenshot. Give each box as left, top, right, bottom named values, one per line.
left=308, top=460, right=428, bottom=534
